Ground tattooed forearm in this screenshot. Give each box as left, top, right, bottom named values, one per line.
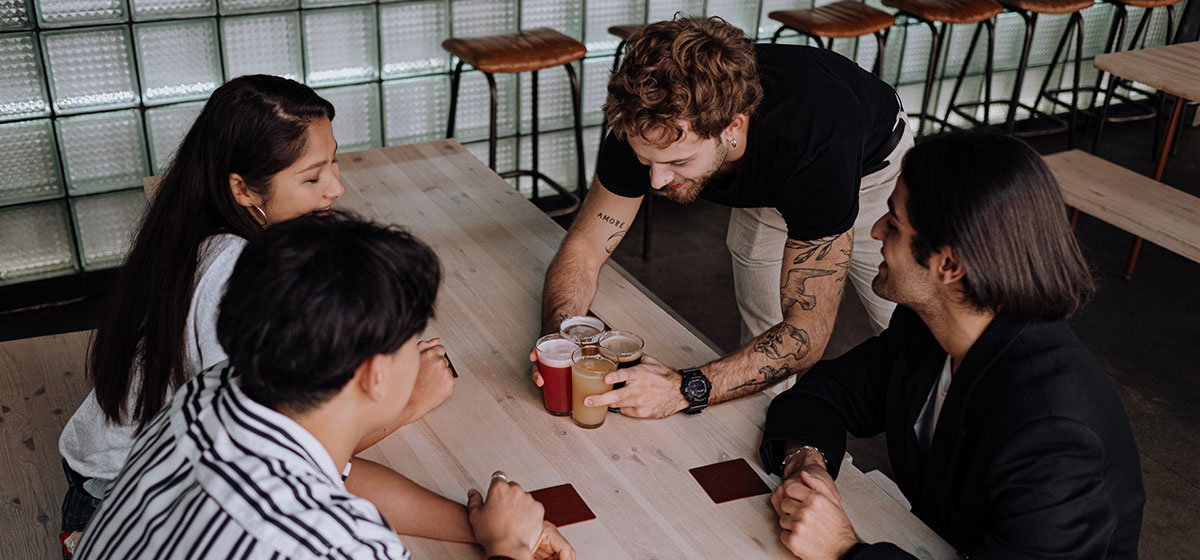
left=604, top=230, right=625, bottom=254
left=780, top=268, right=837, bottom=315
left=834, top=249, right=850, bottom=278
left=785, top=234, right=841, bottom=264
left=729, top=363, right=796, bottom=393
left=752, top=323, right=813, bottom=361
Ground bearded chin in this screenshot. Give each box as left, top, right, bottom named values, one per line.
left=663, top=184, right=702, bottom=204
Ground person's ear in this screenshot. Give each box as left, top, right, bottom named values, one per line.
left=353, top=354, right=387, bottom=402
left=229, top=173, right=268, bottom=226
left=931, top=247, right=965, bottom=285
left=723, top=113, right=748, bottom=142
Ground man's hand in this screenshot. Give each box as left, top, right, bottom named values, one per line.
left=467, top=473, right=546, bottom=560
left=533, top=521, right=575, bottom=560
left=529, top=347, right=544, bottom=387
left=772, top=467, right=857, bottom=560
left=397, top=340, right=455, bottom=422
left=582, top=355, right=687, bottom=418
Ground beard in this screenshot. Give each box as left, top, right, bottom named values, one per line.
left=660, top=139, right=730, bottom=204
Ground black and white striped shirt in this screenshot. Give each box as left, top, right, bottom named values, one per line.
left=76, top=362, right=411, bottom=560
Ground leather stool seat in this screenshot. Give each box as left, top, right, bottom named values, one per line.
left=1001, top=0, right=1095, bottom=14
left=882, top=0, right=1002, bottom=23
left=770, top=1, right=896, bottom=39
left=442, top=28, right=586, bottom=74
left=1113, top=0, right=1184, bottom=8
left=607, top=24, right=645, bottom=41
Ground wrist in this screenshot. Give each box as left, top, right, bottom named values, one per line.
left=781, top=446, right=827, bottom=478
left=483, top=540, right=533, bottom=560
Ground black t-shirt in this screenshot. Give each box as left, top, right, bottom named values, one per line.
left=596, top=44, right=900, bottom=240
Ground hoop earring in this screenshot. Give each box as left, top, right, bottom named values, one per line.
left=252, top=205, right=267, bottom=224
left=730, top=139, right=737, bottom=149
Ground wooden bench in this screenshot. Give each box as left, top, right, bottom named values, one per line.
left=1045, top=150, right=1200, bottom=275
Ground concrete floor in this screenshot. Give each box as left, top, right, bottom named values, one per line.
left=606, top=118, right=1200, bottom=558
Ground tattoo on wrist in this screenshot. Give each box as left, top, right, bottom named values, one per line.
left=780, top=268, right=837, bottom=314
left=785, top=235, right=840, bottom=264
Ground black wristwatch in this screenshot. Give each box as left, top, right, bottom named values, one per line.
left=678, top=367, right=711, bottom=415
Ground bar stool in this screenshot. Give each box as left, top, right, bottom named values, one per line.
left=881, top=0, right=1004, bottom=137
left=442, top=28, right=587, bottom=216
left=769, top=0, right=897, bottom=78
left=1089, top=0, right=1188, bottom=154
left=945, top=0, right=1099, bottom=149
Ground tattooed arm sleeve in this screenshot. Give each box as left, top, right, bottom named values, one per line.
left=702, top=229, right=852, bottom=403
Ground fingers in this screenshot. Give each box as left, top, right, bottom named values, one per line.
left=531, top=364, right=544, bottom=387
left=602, top=368, right=630, bottom=386
left=529, top=347, right=538, bottom=362
left=799, top=470, right=839, bottom=502
left=583, top=386, right=625, bottom=408
left=467, top=488, right=483, bottom=511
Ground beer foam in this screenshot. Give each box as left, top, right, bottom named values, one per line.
left=537, top=338, right=578, bottom=366
left=601, top=336, right=642, bottom=356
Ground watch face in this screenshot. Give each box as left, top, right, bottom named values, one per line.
left=684, top=377, right=709, bottom=401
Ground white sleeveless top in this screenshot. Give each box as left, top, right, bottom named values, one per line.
left=58, top=234, right=247, bottom=485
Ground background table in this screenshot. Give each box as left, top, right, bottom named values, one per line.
left=333, top=140, right=957, bottom=558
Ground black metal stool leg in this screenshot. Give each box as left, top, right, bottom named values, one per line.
left=1030, top=13, right=1073, bottom=125
left=1006, top=11, right=1037, bottom=131
left=1068, top=13, right=1083, bottom=149
left=983, top=19, right=995, bottom=123
left=1088, top=6, right=1127, bottom=114
left=447, top=60, right=465, bottom=138
left=531, top=70, right=540, bottom=201
left=917, top=19, right=945, bottom=137
left=565, top=62, right=586, bottom=200
left=873, top=29, right=888, bottom=79
left=485, top=72, right=498, bottom=171
left=1092, top=64, right=1121, bottom=153
left=943, top=21, right=985, bottom=125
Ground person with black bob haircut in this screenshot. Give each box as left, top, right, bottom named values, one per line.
left=759, top=131, right=1144, bottom=559
left=76, top=212, right=573, bottom=560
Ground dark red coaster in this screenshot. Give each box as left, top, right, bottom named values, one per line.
left=689, top=458, right=772, bottom=504
left=529, top=483, right=596, bottom=527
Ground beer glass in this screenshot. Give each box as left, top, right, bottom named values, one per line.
left=598, top=330, right=643, bottom=412
left=536, top=334, right=578, bottom=416
left=570, top=346, right=617, bottom=429
left=559, top=316, right=606, bottom=346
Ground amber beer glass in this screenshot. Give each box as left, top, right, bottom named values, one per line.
left=570, top=346, right=617, bottom=429
left=598, top=330, right=643, bottom=412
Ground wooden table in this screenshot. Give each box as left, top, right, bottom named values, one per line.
left=331, top=140, right=956, bottom=558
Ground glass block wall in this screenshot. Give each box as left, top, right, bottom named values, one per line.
left=0, top=0, right=1184, bottom=286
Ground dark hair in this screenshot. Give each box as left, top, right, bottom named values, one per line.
left=217, top=212, right=441, bottom=413
left=901, top=131, right=1093, bottom=321
left=91, top=75, right=336, bottom=430
left=603, top=16, right=762, bottom=145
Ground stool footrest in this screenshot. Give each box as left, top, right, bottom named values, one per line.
left=1043, top=86, right=1158, bottom=123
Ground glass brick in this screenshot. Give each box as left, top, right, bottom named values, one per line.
left=989, top=12, right=1026, bottom=72
left=582, top=55, right=613, bottom=126
left=0, top=201, right=77, bottom=285
left=896, top=19, right=934, bottom=86
left=517, top=129, right=579, bottom=195
left=383, top=74, right=449, bottom=146
left=0, top=32, right=50, bottom=120
left=1, top=0, right=30, bottom=29
left=583, top=124, right=601, bottom=186
left=854, top=34, right=880, bottom=76
left=380, top=0, right=450, bottom=79
left=56, top=109, right=149, bottom=195
left=521, top=0, right=582, bottom=41
left=759, top=0, right=811, bottom=40
left=42, top=26, right=139, bottom=113
left=304, top=6, right=379, bottom=87
left=36, top=0, right=126, bottom=27
left=218, top=0, right=295, bottom=15
left=145, top=101, right=203, bottom=175
left=584, top=0, right=645, bottom=53
left=463, top=135, right=516, bottom=180
left=317, top=83, right=381, bottom=152
left=451, top=70, right=516, bottom=143
left=705, top=0, right=758, bottom=36
left=134, top=20, right=222, bottom=104
left=70, top=189, right=148, bottom=269
left=302, top=0, right=369, bottom=7
left=222, top=12, right=303, bottom=81
left=648, top=0, right=702, bottom=23
left=518, top=62, right=578, bottom=133
left=0, top=119, right=63, bottom=206
left=451, top=0, right=515, bottom=38
left=130, top=0, right=214, bottom=21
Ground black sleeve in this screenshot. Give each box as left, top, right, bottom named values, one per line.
left=760, top=307, right=914, bottom=479
left=594, top=131, right=649, bottom=198
left=843, top=542, right=917, bottom=560
left=775, top=138, right=862, bottom=241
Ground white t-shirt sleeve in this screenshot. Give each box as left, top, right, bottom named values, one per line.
left=185, top=234, right=248, bottom=374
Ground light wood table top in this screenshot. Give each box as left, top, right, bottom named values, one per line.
left=1094, top=41, right=1200, bottom=101
left=331, top=140, right=956, bottom=558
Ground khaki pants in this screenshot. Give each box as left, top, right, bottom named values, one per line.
left=725, top=110, right=914, bottom=344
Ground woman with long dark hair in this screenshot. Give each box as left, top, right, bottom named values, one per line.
left=57, top=75, right=460, bottom=553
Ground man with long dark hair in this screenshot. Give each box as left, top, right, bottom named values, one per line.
left=76, top=213, right=572, bottom=559
left=759, top=132, right=1144, bottom=558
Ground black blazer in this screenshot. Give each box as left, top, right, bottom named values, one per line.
left=760, top=306, right=1144, bottom=559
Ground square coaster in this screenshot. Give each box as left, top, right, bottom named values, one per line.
left=689, top=458, right=772, bottom=504
left=529, top=483, right=596, bottom=527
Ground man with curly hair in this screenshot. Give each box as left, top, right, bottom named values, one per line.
left=533, top=17, right=911, bottom=418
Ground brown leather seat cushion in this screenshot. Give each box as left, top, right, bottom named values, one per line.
left=608, top=24, right=645, bottom=41
left=771, top=1, right=896, bottom=39
left=882, top=0, right=1003, bottom=23
left=1001, top=0, right=1095, bottom=14
left=1111, top=0, right=1184, bottom=8
left=442, top=28, right=587, bottom=74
